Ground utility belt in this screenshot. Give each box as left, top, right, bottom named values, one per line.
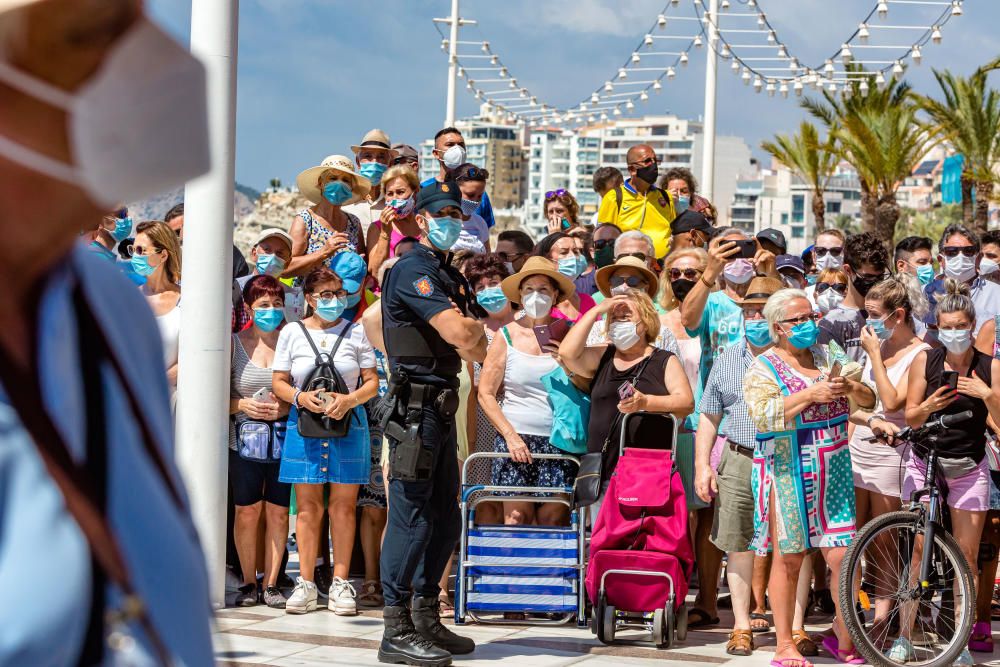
left=374, top=373, right=459, bottom=482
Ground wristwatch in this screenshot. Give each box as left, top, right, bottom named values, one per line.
left=866, top=414, right=886, bottom=428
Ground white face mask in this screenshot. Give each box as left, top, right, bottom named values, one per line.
left=441, top=144, right=467, bottom=170
left=938, top=328, right=972, bottom=355
left=980, top=257, right=999, bottom=276
left=521, top=291, right=553, bottom=319
left=816, top=290, right=844, bottom=314
left=723, top=258, right=755, bottom=285
left=0, top=19, right=209, bottom=208
left=815, top=253, right=843, bottom=272
left=609, top=321, right=641, bottom=349
left=944, top=253, right=977, bottom=282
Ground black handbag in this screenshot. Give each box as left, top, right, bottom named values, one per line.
left=573, top=354, right=654, bottom=507
left=296, top=321, right=358, bottom=439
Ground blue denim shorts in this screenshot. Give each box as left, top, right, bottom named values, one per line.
left=279, top=406, right=370, bottom=485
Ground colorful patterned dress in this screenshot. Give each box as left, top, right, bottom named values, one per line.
left=743, top=341, right=860, bottom=555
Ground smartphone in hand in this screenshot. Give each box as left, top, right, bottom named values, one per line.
left=736, top=239, right=757, bottom=259
left=618, top=381, right=636, bottom=401
left=829, top=362, right=843, bottom=379
left=942, top=370, right=959, bottom=392
left=548, top=319, right=570, bottom=343
left=252, top=387, right=270, bottom=402
left=533, top=325, right=552, bottom=348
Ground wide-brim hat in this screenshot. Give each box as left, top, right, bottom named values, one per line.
left=295, top=154, right=370, bottom=205
left=500, top=256, right=576, bottom=306
left=350, top=129, right=398, bottom=157
left=594, top=256, right=659, bottom=299
left=740, top=277, right=784, bottom=305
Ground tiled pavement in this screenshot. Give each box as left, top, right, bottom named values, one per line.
left=213, top=597, right=1000, bottom=666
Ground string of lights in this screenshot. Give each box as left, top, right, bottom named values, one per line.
left=432, top=0, right=964, bottom=125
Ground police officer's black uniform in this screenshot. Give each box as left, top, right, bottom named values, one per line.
left=378, top=181, right=481, bottom=667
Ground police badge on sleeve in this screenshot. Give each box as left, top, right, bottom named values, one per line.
left=413, top=276, right=434, bottom=297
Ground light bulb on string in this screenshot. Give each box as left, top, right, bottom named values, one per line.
left=828, top=80, right=838, bottom=93
left=931, top=26, right=942, bottom=44
left=605, top=80, right=614, bottom=91
left=680, top=51, right=689, bottom=65
left=757, top=13, right=765, bottom=27
left=490, top=55, right=498, bottom=65
left=591, top=93, right=600, bottom=103
left=777, top=45, right=788, bottom=58
left=667, top=66, right=676, bottom=79
left=626, top=100, right=635, bottom=110
left=440, top=39, right=448, bottom=51
left=892, top=60, right=905, bottom=75
left=721, top=44, right=731, bottom=58
left=952, top=1, right=963, bottom=16
left=794, top=79, right=804, bottom=96
left=911, top=45, right=922, bottom=64
left=481, top=41, right=489, bottom=53
left=779, top=82, right=789, bottom=98
left=859, top=79, right=869, bottom=93
left=875, top=71, right=886, bottom=86
left=640, top=91, right=649, bottom=102
left=841, top=44, right=852, bottom=63
left=644, top=34, right=654, bottom=47
left=619, top=68, right=628, bottom=79
left=742, top=67, right=751, bottom=84
left=693, top=35, right=703, bottom=48
left=731, top=59, right=740, bottom=72
left=509, top=79, right=517, bottom=89
left=858, top=23, right=869, bottom=44
left=767, top=30, right=776, bottom=44
left=632, top=52, right=641, bottom=63
left=657, top=13, right=667, bottom=27
left=653, top=80, right=662, bottom=92
left=824, top=59, right=835, bottom=75
left=753, top=75, right=763, bottom=92
left=721, top=0, right=730, bottom=8
left=766, top=80, right=776, bottom=96
left=877, top=1, right=888, bottom=18
left=499, top=67, right=508, bottom=78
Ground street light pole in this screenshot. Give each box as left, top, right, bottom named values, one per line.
left=434, top=0, right=476, bottom=127
left=701, top=0, right=719, bottom=202
left=177, top=0, right=239, bottom=609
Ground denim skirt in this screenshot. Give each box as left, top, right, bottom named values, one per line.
left=279, top=406, right=370, bottom=485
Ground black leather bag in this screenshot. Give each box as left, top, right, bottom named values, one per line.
left=573, top=355, right=654, bottom=507
left=296, top=321, right=358, bottom=439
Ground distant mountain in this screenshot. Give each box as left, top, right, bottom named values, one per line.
left=127, top=183, right=257, bottom=224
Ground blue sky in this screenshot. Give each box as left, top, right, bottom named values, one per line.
left=148, top=0, right=1000, bottom=191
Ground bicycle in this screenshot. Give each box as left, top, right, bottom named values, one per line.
left=839, top=410, right=976, bottom=667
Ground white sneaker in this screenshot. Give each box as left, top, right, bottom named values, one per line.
left=953, top=649, right=974, bottom=666
left=285, top=577, right=318, bottom=615
left=329, top=577, right=357, bottom=616
left=887, top=637, right=915, bottom=663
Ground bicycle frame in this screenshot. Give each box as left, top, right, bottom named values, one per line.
left=904, top=430, right=948, bottom=600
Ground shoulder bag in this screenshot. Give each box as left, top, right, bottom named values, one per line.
left=296, top=321, right=358, bottom=439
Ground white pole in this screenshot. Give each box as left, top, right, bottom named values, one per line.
left=176, top=0, right=239, bottom=609
left=445, top=0, right=460, bottom=126
left=701, top=0, right=719, bottom=202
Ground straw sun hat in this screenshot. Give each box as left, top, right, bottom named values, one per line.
left=500, top=256, right=576, bottom=306
left=295, top=154, right=371, bottom=206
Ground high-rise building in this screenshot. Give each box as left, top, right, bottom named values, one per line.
left=419, top=109, right=525, bottom=211
left=525, top=115, right=753, bottom=239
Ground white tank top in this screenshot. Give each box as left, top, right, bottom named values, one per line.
left=156, top=304, right=181, bottom=379
left=852, top=341, right=930, bottom=446
left=499, top=327, right=558, bottom=437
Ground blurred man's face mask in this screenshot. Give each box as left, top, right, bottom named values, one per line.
left=0, top=17, right=210, bottom=208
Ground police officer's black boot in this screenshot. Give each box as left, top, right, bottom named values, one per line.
left=378, top=605, right=453, bottom=666
left=411, top=595, right=475, bottom=655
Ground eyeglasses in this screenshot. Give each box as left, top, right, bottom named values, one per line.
left=610, top=275, right=648, bottom=289
left=780, top=313, right=819, bottom=326
left=814, top=246, right=843, bottom=257
left=545, top=189, right=568, bottom=200
left=669, top=268, right=701, bottom=281
left=815, top=282, right=848, bottom=295
left=126, top=244, right=162, bottom=257
left=391, top=157, right=418, bottom=166
left=616, top=252, right=648, bottom=263
left=312, top=289, right=349, bottom=300
left=941, top=245, right=979, bottom=258
left=593, top=239, right=616, bottom=250
left=496, top=251, right=526, bottom=263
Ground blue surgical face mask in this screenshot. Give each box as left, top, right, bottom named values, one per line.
left=322, top=180, right=353, bottom=205
left=426, top=214, right=463, bottom=250
left=675, top=195, right=690, bottom=214
left=476, top=286, right=508, bottom=314
left=110, top=216, right=133, bottom=242
left=916, top=263, right=935, bottom=286
left=255, top=252, right=285, bottom=277
left=315, top=296, right=347, bottom=322
left=253, top=307, right=285, bottom=332
left=345, top=291, right=362, bottom=308
left=557, top=255, right=587, bottom=280
left=866, top=314, right=894, bottom=341
left=785, top=319, right=819, bottom=350
left=131, top=253, right=157, bottom=277
left=744, top=318, right=772, bottom=347
left=358, top=161, right=387, bottom=185
left=806, top=273, right=818, bottom=285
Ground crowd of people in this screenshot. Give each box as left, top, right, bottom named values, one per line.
left=87, top=121, right=1000, bottom=667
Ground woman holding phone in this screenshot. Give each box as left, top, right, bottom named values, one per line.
left=271, top=266, right=379, bottom=616
left=894, top=279, right=1000, bottom=665
left=478, top=257, right=580, bottom=530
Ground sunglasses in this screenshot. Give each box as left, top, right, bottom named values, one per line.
left=941, top=245, right=979, bottom=258
left=461, top=166, right=489, bottom=180
left=814, top=246, right=843, bottom=257
left=126, top=244, right=162, bottom=257
left=496, top=251, right=526, bottom=263
left=616, top=252, right=648, bottom=263
left=545, top=189, right=568, bottom=200
left=669, top=268, right=701, bottom=281
left=815, top=282, right=848, bottom=295
left=391, top=156, right=417, bottom=166
left=610, top=275, right=648, bottom=289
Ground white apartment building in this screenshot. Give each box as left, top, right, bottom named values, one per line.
left=525, top=115, right=753, bottom=239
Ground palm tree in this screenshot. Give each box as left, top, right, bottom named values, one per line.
left=802, top=69, right=935, bottom=248
left=761, top=122, right=838, bottom=232
left=917, top=62, right=1000, bottom=234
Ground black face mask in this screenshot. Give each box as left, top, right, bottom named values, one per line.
left=636, top=163, right=659, bottom=185
left=594, top=244, right=615, bottom=268
left=852, top=273, right=881, bottom=298
left=671, top=278, right=696, bottom=303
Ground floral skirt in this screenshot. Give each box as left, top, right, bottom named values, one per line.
left=750, top=422, right=856, bottom=555
left=491, top=433, right=577, bottom=493
left=356, top=405, right=387, bottom=509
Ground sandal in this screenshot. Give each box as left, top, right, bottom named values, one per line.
left=357, top=580, right=384, bottom=608
left=793, top=629, right=818, bottom=657
left=687, top=607, right=720, bottom=628
left=969, top=620, right=993, bottom=653
left=438, top=594, right=455, bottom=614
left=769, top=660, right=814, bottom=667
left=821, top=635, right=864, bottom=664
left=750, top=612, right=771, bottom=633
left=727, top=629, right=755, bottom=656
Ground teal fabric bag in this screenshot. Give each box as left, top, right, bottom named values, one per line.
left=541, top=366, right=590, bottom=455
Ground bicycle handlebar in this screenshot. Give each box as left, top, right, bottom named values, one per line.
left=894, top=410, right=974, bottom=443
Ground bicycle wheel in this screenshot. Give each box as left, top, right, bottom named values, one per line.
left=839, top=510, right=975, bottom=667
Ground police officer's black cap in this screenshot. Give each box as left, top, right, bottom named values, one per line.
left=416, top=180, right=462, bottom=215
left=670, top=209, right=715, bottom=236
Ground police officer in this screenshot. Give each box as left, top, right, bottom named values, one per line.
left=378, top=181, right=487, bottom=666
